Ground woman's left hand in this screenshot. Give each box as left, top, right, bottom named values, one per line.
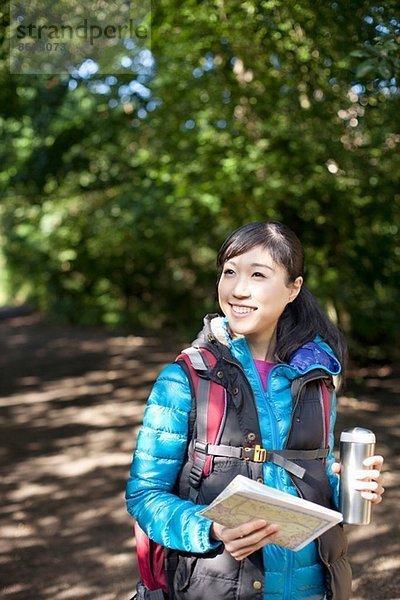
left=332, top=455, right=385, bottom=504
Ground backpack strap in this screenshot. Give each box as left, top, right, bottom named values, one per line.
left=192, top=443, right=328, bottom=479
left=177, top=346, right=227, bottom=501
left=134, top=521, right=167, bottom=594
left=320, top=378, right=332, bottom=463
left=177, top=350, right=334, bottom=500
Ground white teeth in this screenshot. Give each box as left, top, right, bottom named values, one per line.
left=232, top=305, right=256, bottom=314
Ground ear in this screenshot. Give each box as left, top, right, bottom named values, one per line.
left=288, top=276, right=303, bottom=302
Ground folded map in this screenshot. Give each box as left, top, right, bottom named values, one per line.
left=197, top=474, right=343, bottom=552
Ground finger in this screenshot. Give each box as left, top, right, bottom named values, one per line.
left=232, top=529, right=280, bottom=561
left=353, top=479, right=380, bottom=492
left=238, top=523, right=279, bottom=545
left=227, top=524, right=278, bottom=552
left=361, top=491, right=383, bottom=503
left=354, top=469, right=382, bottom=481
left=222, top=519, right=267, bottom=543
left=360, top=483, right=384, bottom=502
left=362, top=455, right=384, bottom=469
left=236, top=531, right=279, bottom=560
left=331, top=462, right=341, bottom=474
left=227, top=525, right=279, bottom=553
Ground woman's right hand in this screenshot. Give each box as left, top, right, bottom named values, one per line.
left=210, top=518, right=279, bottom=561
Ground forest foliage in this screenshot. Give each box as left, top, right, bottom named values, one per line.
left=1, top=1, right=399, bottom=362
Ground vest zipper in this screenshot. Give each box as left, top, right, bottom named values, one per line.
left=251, top=359, right=279, bottom=451
left=248, top=358, right=295, bottom=600
left=222, top=354, right=281, bottom=452
left=223, top=354, right=325, bottom=599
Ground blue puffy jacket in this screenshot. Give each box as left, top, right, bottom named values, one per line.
left=126, top=317, right=343, bottom=600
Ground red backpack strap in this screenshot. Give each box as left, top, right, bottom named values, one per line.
left=133, top=347, right=228, bottom=596
left=176, top=346, right=227, bottom=500
left=134, top=521, right=167, bottom=595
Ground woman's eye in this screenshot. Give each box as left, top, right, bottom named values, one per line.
left=223, top=268, right=235, bottom=276
left=252, top=272, right=265, bottom=278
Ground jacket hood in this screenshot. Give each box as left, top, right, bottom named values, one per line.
left=195, top=314, right=341, bottom=376
left=289, top=338, right=341, bottom=375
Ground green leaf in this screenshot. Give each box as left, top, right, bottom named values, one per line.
left=355, top=59, right=377, bottom=79
left=378, top=63, right=392, bottom=80
left=350, top=49, right=369, bottom=58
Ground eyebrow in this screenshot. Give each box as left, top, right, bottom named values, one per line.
left=226, top=260, right=275, bottom=272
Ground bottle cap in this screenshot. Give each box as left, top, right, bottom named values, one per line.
left=340, top=427, right=376, bottom=443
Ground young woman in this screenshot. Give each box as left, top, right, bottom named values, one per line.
left=126, top=221, right=384, bottom=600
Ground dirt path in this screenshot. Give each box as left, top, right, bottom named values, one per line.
left=1, top=314, right=399, bottom=599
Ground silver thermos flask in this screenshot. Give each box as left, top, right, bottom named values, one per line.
left=339, top=427, right=376, bottom=525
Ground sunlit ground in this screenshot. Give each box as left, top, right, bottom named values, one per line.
left=0, top=314, right=398, bottom=599
left=0, top=313, right=184, bottom=600
left=335, top=375, right=400, bottom=600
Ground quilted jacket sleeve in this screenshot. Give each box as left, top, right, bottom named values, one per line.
left=125, top=362, right=221, bottom=554
left=326, top=389, right=340, bottom=509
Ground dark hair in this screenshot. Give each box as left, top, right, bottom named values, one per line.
left=217, top=221, right=348, bottom=377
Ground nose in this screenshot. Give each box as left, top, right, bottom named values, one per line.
left=232, top=276, right=250, bottom=298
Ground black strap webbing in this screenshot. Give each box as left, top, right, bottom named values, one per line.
left=204, top=444, right=328, bottom=461
left=194, top=442, right=328, bottom=480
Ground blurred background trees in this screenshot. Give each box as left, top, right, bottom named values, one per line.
left=1, top=0, right=399, bottom=363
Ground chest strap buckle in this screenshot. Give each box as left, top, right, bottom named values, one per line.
left=242, top=444, right=267, bottom=462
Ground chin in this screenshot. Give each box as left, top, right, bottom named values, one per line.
left=227, top=321, right=253, bottom=337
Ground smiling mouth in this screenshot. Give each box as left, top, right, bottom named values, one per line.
left=230, top=304, right=257, bottom=315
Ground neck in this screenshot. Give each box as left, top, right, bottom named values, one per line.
left=247, top=329, right=277, bottom=361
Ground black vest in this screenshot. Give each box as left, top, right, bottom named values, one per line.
left=172, top=333, right=351, bottom=600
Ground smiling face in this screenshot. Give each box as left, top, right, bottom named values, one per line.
left=217, top=245, right=302, bottom=357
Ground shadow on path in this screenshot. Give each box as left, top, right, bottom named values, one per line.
left=335, top=373, right=400, bottom=600
left=1, top=314, right=184, bottom=600
left=1, top=314, right=398, bottom=599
